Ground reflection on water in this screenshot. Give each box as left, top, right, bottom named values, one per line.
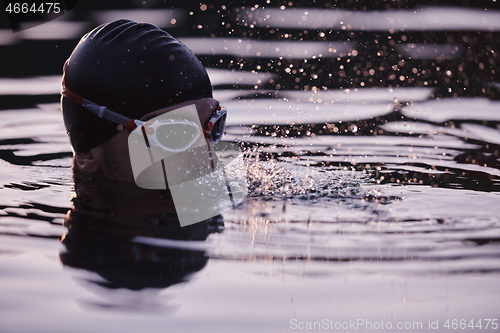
left=1, top=4, right=500, bottom=332
left=242, top=7, right=500, bottom=31
left=60, top=173, right=223, bottom=310
left=182, top=37, right=357, bottom=58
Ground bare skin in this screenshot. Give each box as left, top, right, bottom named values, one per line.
left=74, top=98, right=221, bottom=182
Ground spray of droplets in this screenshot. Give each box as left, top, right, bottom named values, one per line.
left=242, top=147, right=369, bottom=199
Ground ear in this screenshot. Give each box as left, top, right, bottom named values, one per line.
left=74, top=146, right=105, bottom=174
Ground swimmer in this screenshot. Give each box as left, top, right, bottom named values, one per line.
left=61, top=19, right=222, bottom=183
left=61, top=19, right=246, bottom=226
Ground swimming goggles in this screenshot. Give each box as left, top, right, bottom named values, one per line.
left=61, top=87, right=227, bottom=152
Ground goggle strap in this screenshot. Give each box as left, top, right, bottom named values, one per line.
left=61, top=88, right=83, bottom=105
left=62, top=88, right=132, bottom=127
left=81, top=99, right=130, bottom=126
left=62, top=86, right=225, bottom=140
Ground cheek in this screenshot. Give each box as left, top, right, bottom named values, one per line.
left=110, top=132, right=131, bottom=161
left=119, top=139, right=136, bottom=182
left=109, top=131, right=136, bottom=181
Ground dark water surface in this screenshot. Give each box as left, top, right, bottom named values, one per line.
left=1, top=86, right=499, bottom=333
left=1, top=4, right=500, bottom=333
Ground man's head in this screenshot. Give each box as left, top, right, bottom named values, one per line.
left=61, top=19, right=213, bottom=180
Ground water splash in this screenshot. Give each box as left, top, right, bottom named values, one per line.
left=242, top=146, right=368, bottom=199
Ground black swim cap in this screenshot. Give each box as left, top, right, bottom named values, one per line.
left=61, top=19, right=213, bottom=154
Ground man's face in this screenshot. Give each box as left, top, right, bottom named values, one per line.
left=97, top=98, right=221, bottom=182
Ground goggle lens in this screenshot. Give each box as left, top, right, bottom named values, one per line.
left=205, top=107, right=227, bottom=143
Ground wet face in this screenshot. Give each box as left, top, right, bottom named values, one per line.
left=75, top=98, right=221, bottom=182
